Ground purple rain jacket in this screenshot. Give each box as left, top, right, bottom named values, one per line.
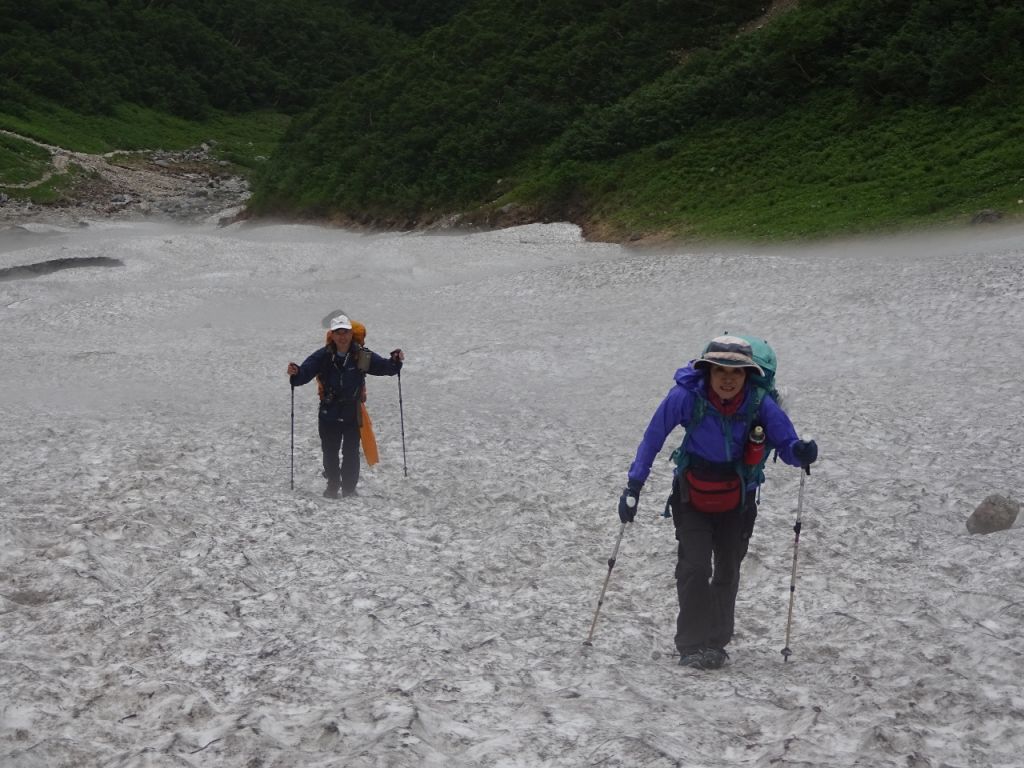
left=627, top=363, right=802, bottom=488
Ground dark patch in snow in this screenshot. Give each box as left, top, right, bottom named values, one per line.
left=0, top=256, right=123, bottom=281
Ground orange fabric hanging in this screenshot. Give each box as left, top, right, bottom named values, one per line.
left=359, top=403, right=379, bottom=465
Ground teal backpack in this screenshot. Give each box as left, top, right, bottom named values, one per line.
left=669, top=333, right=782, bottom=491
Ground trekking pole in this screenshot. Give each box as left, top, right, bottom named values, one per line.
left=397, top=371, right=408, bottom=477
left=583, top=522, right=627, bottom=646
left=781, top=464, right=809, bottom=661
left=290, top=385, right=295, bottom=490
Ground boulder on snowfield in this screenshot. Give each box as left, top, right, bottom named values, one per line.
left=966, top=494, right=1020, bottom=534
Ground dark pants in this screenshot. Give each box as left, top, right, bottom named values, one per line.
left=318, top=419, right=361, bottom=493
left=673, top=491, right=757, bottom=654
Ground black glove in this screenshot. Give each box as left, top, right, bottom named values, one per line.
left=793, top=439, right=818, bottom=468
left=618, top=480, right=642, bottom=523
left=390, top=348, right=404, bottom=369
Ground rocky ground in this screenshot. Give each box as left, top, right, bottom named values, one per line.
left=0, top=130, right=251, bottom=229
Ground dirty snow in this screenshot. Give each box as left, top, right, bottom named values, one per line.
left=1, top=219, right=1022, bottom=767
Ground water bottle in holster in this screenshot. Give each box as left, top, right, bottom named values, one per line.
left=743, top=425, right=766, bottom=466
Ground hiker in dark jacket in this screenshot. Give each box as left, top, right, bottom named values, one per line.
left=287, top=314, right=404, bottom=498
left=619, top=335, right=817, bottom=670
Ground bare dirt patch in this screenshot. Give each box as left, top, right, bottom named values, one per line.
left=0, top=130, right=250, bottom=228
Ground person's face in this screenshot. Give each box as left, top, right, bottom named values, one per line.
left=331, top=327, right=352, bottom=348
left=708, top=364, right=747, bottom=400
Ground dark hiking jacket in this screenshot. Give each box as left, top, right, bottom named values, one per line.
left=291, top=343, right=401, bottom=424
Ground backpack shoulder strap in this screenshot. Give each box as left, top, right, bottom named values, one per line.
left=671, top=395, right=707, bottom=472
left=748, top=384, right=767, bottom=422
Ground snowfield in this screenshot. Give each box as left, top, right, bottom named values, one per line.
left=1, top=220, right=1022, bottom=767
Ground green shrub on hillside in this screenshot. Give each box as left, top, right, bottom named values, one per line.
left=252, top=0, right=1024, bottom=239
left=251, top=0, right=766, bottom=215
left=551, top=0, right=1024, bottom=163
left=0, top=0, right=411, bottom=117
left=5, top=0, right=1022, bottom=240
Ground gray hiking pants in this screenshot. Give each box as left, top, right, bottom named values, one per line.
left=673, top=492, right=757, bottom=654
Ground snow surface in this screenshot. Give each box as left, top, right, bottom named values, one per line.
left=1, top=219, right=1022, bottom=767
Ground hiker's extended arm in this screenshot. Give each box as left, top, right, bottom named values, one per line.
left=759, top=396, right=802, bottom=466
left=367, top=349, right=403, bottom=376
left=627, top=385, right=691, bottom=486
left=289, top=348, right=325, bottom=387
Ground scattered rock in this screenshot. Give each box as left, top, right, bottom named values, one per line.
left=971, top=209, right=1003, bottom=225
left=0, top=129, right=251, bottom=228
left=422, top=213, right=464, bottom=231
left=966, top=494, right=1020, bottom=534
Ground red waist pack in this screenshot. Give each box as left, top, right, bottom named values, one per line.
left=685, top=465, right=742, bottom=514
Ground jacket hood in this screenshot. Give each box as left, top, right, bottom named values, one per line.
left=674, top=362, right=706, bottom=392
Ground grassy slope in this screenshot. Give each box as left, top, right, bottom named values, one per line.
left=0, top=104, right=290, bottom=205
left=251, top=0, right=1024, bottom=243
left=0, top=103, right=288, bottom=171
left=5, top=92, right=1020, bottom=244
left=0, top=133, right=51, bottom=185
left=523, top=94, right=1024, bottom=243
left=5, top=1, right=1023, bottom=243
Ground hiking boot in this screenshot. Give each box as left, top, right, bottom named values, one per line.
left=702, top=648, right=729, bottom=670
left=341, top=488, right=358, bottom=498
left=323, top=484, right=339, bottom=499
left=677, top=650, right=707, bottom=669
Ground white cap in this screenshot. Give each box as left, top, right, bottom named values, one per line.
left=329, top=314, right=353, bottom=331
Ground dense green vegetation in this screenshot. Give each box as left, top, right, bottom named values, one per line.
left=552, top=95, right=1024, bottom=241
left=251, top=0, right=1024, bottom=241
left=0, top=0, right=412, bottom=118
left=550, top=0, right=1024, bottom=163
left=0, top=0, right=445, bottom=196
left=251, top=0, right=767, bottom=217
left=3, top=0, right=1023, bottom=241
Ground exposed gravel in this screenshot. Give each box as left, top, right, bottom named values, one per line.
left=0, top=130, right=250, bottom=229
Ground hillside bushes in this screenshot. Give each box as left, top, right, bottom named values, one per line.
left=0, top=0, right=405, bottom=117
left=251, top=0, right=766, bottom=214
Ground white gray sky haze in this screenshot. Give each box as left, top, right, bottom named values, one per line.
left=1, top=220, right=1022, bottom=767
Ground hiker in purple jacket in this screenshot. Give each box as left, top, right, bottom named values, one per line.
left=619, top=335, right=818, bottom=670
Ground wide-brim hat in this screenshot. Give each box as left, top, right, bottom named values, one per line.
left=329, top=314, right=353, bottom=331
left=694, top=335, right=765, bottom=376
